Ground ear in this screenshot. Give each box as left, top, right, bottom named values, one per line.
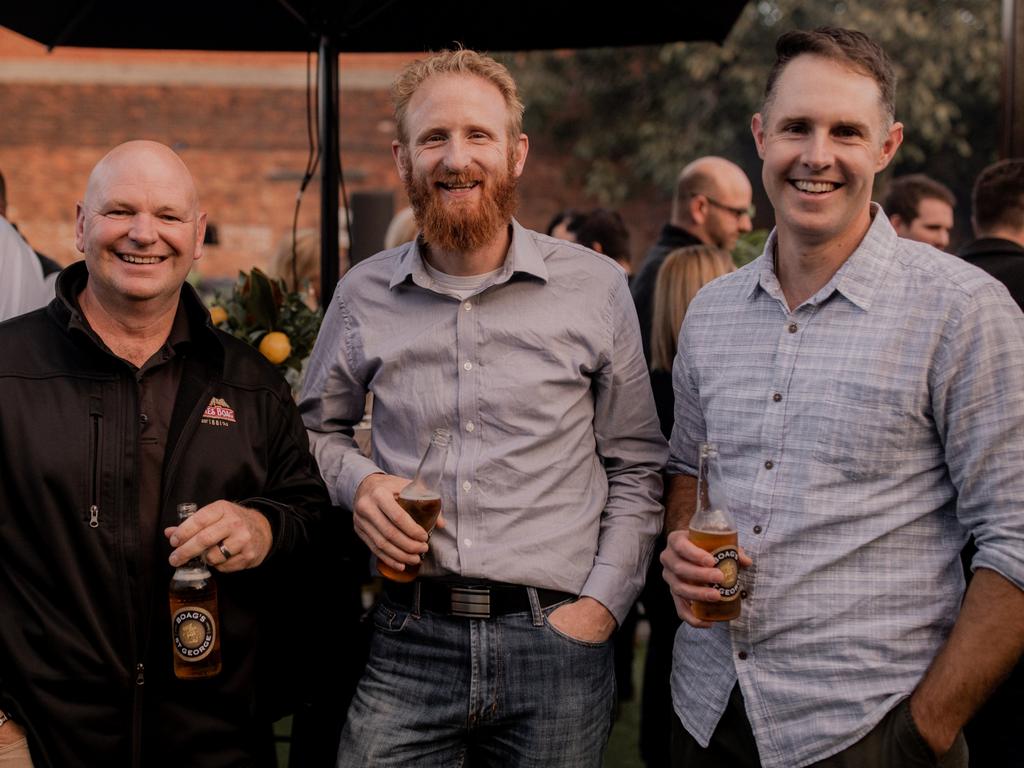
left=74, top=201, right=86, bottom=253
left=889, top=213, right=906, bottom=234
left=751, top=113, right=767, bottom=160
left=876, top=121, right=903, bottom=172
left=512, top=133, right=529, bottom=178
left=392, top=140, right=409, bottom=182
left=193, top=211, right=207, bottom=262
left=688, top=194, right=707, bottom=226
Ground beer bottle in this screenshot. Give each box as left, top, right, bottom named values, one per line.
left=169, top=502, right=222, bottom=678
left=689, top=443, right=741, bottom=622
left=378, top=428, right=451, bottom=583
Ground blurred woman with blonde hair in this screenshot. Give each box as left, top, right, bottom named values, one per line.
left=649, top=243, right=734, bottom=436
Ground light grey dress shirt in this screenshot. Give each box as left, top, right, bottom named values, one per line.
left=0, top=216, right=49, bottom=322
left=300, top=220, right=667, bottom=622
left=667, top=208, right=1024, bottom=768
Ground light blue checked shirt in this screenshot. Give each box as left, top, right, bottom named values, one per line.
left=667, top=208, right=1024, bottom=768
left=300, top=220, right=667, bottom=623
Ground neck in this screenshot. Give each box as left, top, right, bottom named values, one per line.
left=424, top=222, right=513, bottom=276
left=774, top=211, right=871, bottom=310
left=79, top=283, right=179, bottom=367
left=978, top=226, right=1024, bottom=248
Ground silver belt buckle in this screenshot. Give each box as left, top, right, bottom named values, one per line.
left=450, top=585, right=491, bottom=618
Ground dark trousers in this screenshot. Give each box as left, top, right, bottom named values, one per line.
left=671, top=685, right=968, bottom=768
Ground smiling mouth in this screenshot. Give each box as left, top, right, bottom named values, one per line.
left=117, top=253, right=167, bottom=265
left=791, top=179, right=841, bottom=194
left=436, top=179, right=481, bottom=192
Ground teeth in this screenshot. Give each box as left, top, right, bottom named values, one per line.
left=120, top=254, right=163, bottom=265
left=793, top=180, right=838, bottom=193
left=441, top=182, right=478, bottom=190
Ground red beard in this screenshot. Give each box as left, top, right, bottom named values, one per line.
left=403, top=152, right=519, bottom=254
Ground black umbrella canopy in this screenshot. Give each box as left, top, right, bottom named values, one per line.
left=0, top=0, right=749, bottom=302
left=0, top=1, right=747, bottom=53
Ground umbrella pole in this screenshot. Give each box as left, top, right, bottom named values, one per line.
left=319, top=33, right=341, bottom=306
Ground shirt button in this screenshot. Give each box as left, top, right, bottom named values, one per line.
left=463, top=361, right=473, bottom=371
left=788, top=322, right=798, bottom=333
left=462, top=481, right=472, bottom=492
left=464, top=301, right=473, bottom=311
left=741, top=590, right=749, bottom=599
left=463, top=538, right=472, bottom=546
left=738, top=651, right=748, bottom=660
left=772, top=392, right=782, bottom=402
left=764, top=460, right=774, bottom=470
left=753, top=525, right=763, bottom=534
left=465, top=421, right=475, bottom=433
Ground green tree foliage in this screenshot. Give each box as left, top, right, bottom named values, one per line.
left=505, top=0, right=1001, bottom=205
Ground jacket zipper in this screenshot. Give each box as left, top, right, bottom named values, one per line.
left=88, top=399, right=103, bottom=528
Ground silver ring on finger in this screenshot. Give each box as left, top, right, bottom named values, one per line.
left=218, top=541, right=233, bottom=560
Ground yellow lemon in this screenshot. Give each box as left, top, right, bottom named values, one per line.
left=209, top=306, right=228, bottom=325
left=258, top=331, right=292, bottom=364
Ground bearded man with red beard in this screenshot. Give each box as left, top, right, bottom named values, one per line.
left=300, top=49, right=667, bottom=767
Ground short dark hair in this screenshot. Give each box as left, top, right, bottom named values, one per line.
left=574, top=208, right=631, bottom=263
left=883, top=174, right=955, bottom=223
left=764, top=27, right=897, bottom=125
left=972, top=159, right=1024, bottom=234
left=545, top=208, right=585, bottom=237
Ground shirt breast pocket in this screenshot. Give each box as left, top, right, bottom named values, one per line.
left=811, top=379, right=916, bottom=481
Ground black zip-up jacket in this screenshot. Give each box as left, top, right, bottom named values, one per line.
left=0, top=263, right=329, bottom=767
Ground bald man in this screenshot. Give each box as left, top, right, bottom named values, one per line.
left=0, top=141, right=328, bottom=768
left=631, top=156, right=753, bottom=361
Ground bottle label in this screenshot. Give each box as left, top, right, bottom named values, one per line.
left=172, top=606, right=216, bottom=661
left=710, top=546, right=740, bottom=601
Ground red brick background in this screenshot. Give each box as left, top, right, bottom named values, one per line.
left=0, top=28, right=667, bottom=277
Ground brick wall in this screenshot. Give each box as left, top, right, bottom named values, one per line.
left=0, top=28, right=668, bottom=278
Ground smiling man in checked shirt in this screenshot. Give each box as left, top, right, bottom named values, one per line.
left=661, top=27, right=1024, bottom=768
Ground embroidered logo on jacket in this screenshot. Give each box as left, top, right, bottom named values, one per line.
left=201, top=397, right=236, bottom=427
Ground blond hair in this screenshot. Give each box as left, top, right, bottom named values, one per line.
left=650, top=245, right=735, bottom=372
left=391, top=48, right=524, bottom=146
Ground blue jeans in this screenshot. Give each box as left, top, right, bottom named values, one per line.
left=337, top=588, right=616, bottom=767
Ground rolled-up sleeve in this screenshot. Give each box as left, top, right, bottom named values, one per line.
left=934, top=283, right=1024, bottom=591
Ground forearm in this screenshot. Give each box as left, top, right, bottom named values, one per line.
left=910, top=568, right=1024, bottom=754
left=665, top=473, right=697, bottom=532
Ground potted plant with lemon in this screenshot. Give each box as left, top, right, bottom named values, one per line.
left=207, top=268, right=322, bottom=390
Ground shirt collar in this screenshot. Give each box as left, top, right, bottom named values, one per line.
left=389, top=218, right=548, bottom=291
left=748, top=203, right=896, bottom=312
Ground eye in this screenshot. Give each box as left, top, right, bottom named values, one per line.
left=159, top=214, right=183, bottom=223
left=834, top=125, right=862, bottom=139
left=422, top=133, right=446, bottom=145
left=104, top=209, right=132, bottom=218
left=782, top=122, right=807, bottom=134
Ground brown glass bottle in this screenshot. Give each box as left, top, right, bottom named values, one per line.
left=169, top=502, right=222, bottom=678
left=689, top=444, right=741, bottom=622
left=377, top=429, right=451, bottom=582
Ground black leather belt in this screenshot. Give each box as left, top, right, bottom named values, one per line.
left=384, top=579, right=573, bottom=619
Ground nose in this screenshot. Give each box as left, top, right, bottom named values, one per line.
left=801, top=128, right=833, bottom=170
left=442, top=137, right=471, bottom=173
left=739, top=213, right=754, bottom=234
left=936, top=231, right=950, bottom=251
left=129, top=213, right=158, bottom=245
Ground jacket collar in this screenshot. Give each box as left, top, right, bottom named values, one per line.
left=49, top=260, right=224, bottom=365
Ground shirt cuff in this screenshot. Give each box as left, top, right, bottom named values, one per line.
left=580, top=562, right=642, bottom=626
left=339, top=453, right=387, bottom=509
